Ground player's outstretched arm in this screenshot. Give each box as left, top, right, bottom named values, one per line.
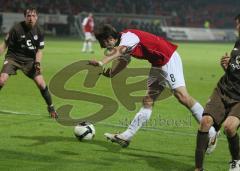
left=89, top=46, right=127, bottom=67
left=220, top=52, right=230, bottom=71
left=101, top=57, right=129, bottom=78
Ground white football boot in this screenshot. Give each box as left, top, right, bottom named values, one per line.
left=229, top=160, right=240, bottom=171
left=104, top=133, right=130, bottom=148
left=206, top=131, right=220, bottom=154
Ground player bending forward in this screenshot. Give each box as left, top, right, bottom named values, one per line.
left=89, top=24, right=218, bottom=153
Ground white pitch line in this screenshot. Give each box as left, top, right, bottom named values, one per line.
left=0, top=110, right=42, bottom=116
left=0, top=110, right=227, bottom=141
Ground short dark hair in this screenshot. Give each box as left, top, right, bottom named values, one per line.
left=94, top=24, right=120, bottom=48
left=24, top=7, right=38, bottom=16
left=235, top=14, right=240, bottom=21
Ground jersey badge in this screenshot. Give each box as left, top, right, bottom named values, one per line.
left=34, top=35, right=38, bottom=40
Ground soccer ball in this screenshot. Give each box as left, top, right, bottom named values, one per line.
left=74, top=122, right=95, bottom=141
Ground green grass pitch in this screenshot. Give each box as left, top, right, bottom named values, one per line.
left=0, top=38, right=234, bottom=171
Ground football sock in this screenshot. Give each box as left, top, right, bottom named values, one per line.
left=87, top=42, right=92, bottom=52
left=195, top=130, right=209, bottom=169
left=120, top=107, right=152, bottom=140
left=191, top=102, right=203, bottom=121
left=40, top=86, right=53, bottom=106
left=0, top=85, right=2, bottom=90
left=82, top=42, right=87, bottom=51
left=227, top=133, right=240, bottom=160
left=191, top=102, right=216, bottom=139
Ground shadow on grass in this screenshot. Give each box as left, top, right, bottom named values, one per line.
left=12, top=135, right=76, bottom=146
left=0, top=148, right=113, bottom=170
left=128, top=147, right=194, bottom=159
left=11, top=135, right=196, bottom=170
left=95, top=149, right=194, bottom=171
left=12, top=135, right=121, bottom=152
left=123, top=152, right=193, bottom=171
left=0, top=149, right=84, bottom=164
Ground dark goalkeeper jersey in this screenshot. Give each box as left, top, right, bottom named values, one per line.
left=4, top=21, right=44, bottom=62
left=218, top=42, right=240, bottom=101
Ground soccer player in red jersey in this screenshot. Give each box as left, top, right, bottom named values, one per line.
left=89, top=24, right=217, bottom=151
left=81, top=13, right=94, bottom=53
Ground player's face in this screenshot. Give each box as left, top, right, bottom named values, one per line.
left=103, top=37, right=117, bottom=49
left=25, top=10, right=38, bottom=28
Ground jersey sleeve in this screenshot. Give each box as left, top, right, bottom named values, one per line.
left=5, top=27, right=17, bottom=46
left=119, top=32, right=140, bottom=51
left=82, top=18, right=88, bottom=26
left=38, top=29, right=45, bottom=49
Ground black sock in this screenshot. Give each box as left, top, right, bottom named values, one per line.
left=195, top=130, right=209, bottom=169
left=40, top=86, right=53, bottom=106
left=0, top=85, right=2, bottom=90
left=227, top=133, right=240, bottom=160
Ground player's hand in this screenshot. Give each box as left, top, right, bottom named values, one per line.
left=88, top=60, right=103, bottom=67
left=34, top=62, right=41, bottom=74
left=101, top=68, right=113, bottom=78
left=220, top=52, right=230, bottom=70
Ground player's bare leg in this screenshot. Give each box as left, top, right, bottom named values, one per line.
left=0, top=73, right=9, bottom=90
left=173, top=86, right=218, bottom=153
left=224, top=116, right=240, bottom=171
left=34, top=75, right=58, bottom=118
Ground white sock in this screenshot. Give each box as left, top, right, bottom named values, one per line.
left=191, top=102, right=217, bottom=138
left=82, top=42, right=87, bottom=52
left=190, top=102, right=204, bottom=122
left=87, top=42, right=92, bottom=52
left=120, top=107, right=152, bottom=140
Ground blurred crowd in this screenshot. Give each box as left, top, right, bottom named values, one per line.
left=0, top=0, right=239, bottom=28
left=93, top=16, right=166, bottom=37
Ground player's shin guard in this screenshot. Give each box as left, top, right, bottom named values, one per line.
left=40, top=86, right=53, bottom=106
left=195, top=130, right=209, bottom=169
left=227, top=133, right=240, bottom=160
left=120, top=107, right=152, bottom=140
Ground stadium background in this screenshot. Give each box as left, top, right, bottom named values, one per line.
left=0, top=1, right=239, bottom=171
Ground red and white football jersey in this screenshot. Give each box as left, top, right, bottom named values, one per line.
left=82, top=16, right=94, bottom=33
left=119, top=29, right=177, bottom=67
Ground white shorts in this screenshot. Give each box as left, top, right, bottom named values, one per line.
left=84, top=32, right=94, bottom=41
left=147, top=51, right=185, bottom=90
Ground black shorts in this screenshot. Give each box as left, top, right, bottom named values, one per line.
left=203, top=87, right=240, bottom=131
left=1, top=58, right=40, bottom=79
